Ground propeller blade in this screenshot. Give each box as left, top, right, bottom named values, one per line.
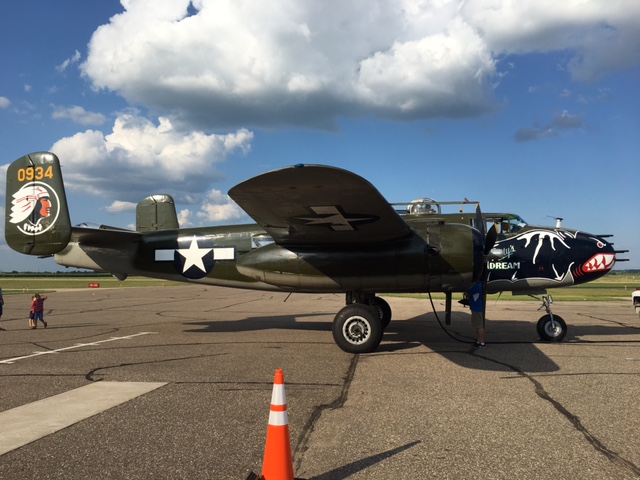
left=475, top=204, right=498, bottom=323
left=484, top=222, right=498, bottom=256
left=476, top=203, right=499, bottom=256
left=475, top=204, right=486, bottom=239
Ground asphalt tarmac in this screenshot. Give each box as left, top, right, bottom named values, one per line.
left=0, top=286, right=639, bottom=479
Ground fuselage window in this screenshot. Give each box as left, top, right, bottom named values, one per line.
left=252, top=234, right=274, bottom=249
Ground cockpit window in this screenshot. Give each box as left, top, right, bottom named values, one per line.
left=498, top=215, right=527, bottom=233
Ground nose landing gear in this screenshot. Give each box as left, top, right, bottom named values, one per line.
left=534, top=294, right=567, bottom=342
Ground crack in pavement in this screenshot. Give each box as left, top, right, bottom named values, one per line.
left=474, top=352, right=640, bottom=477
left=576, top=313, right=640, bottom=330
left=85, top=353, right=227, bottom=381
left=293, top=354, right=359, bottom=472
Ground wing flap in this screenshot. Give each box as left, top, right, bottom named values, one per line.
left=229, top=165, right=411, bottom=245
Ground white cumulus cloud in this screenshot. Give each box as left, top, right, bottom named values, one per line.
left=52, top=105, right=107, bottom=126
left=50, top=113, right=254, bottom=203
left=104, top=200, right=137, bottom=213
left=80, top=0, right=640, bottom=130
left=197, top=189, right=245, bottom=223
left=56, top=50, right=82, bottom=73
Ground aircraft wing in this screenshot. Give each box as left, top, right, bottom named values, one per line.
left=228, top=164, right=411, bottom=245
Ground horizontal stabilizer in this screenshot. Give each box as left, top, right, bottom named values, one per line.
left=69, top=225, right=141, bottom=246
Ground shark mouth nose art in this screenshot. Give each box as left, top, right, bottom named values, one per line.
left=581, top=253, right=616, bottom=273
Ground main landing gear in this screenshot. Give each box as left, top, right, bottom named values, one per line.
left=534, top=294, right=567, bottom=342
left=332, top=293, right=392, bottom=354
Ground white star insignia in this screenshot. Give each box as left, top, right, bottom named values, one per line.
left=177, top=235, right=213, bottom=273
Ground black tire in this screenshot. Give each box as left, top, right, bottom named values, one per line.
left=537, top=314, right=567, bottom=342
left=332, top=304, right=384, bottom=354
left=371, top=297, right=392, bottom=329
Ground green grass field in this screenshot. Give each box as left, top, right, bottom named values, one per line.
left=543, top=273, right=640, bottom=301
left=389, top=273, right=640, bottom=302
left=0, top=273, right=638, bottom=302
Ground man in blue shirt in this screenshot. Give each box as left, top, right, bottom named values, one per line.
left=467, top=282, right=486, bottom=349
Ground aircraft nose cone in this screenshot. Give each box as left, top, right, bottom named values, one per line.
left=573, top=233, right=616, bottom=282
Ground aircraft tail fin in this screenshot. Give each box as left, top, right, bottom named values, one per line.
left=136, top=194, right=179, bottom=232
left=4, top=152, right=72, bottom=256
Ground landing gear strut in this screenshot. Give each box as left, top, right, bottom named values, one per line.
left=534, top=294, right=567, bottom=342
left=331, top=293, right=392, bottom=354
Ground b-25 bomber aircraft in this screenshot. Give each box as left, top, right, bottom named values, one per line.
left=5, top=152, right=624, bottom=353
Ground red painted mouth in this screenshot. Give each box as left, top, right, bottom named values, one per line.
left=582, top=253, right=616, bottom=273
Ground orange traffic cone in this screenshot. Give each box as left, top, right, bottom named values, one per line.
left=261, top=369, right=294, bottom=480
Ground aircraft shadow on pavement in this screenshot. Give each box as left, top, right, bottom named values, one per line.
left=183, top=313, right=332, bottom=334
left=181, top=309, right=639, bottom=373
left=560, top=324, right=640, bottom=339
left=373, top=312, right=559, bottom=373
left=378, top=310, right=640, bottom=373
left=181, top=311, right=558, bottom=373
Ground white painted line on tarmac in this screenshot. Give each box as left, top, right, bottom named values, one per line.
left=0, top=381, right=167, bottom=456
left=0, top=332, right=158, bottom=365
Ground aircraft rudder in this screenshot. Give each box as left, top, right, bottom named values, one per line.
left=5, top=152, right=71, bottom=255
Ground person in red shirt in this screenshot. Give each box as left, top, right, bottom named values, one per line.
left=32, top=293, right=48, bottom=328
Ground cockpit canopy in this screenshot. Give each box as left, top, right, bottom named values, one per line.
left=406, top=198, right=440, bottom=215
left=492, top=214, right=528, bottom=234
left=398, top=197, right=528, bottom=235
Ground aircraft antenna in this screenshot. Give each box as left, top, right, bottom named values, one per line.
left=546, top=215, right=563, bottom=228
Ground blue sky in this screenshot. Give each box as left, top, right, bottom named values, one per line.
left=1, top=0, right=639, bottom=272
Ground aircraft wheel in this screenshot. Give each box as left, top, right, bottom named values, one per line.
left=537, top=314, right=567, bottom=342
left=332, top=304, right=384, bottom=354
left=371, top=297, right=392, bottom=329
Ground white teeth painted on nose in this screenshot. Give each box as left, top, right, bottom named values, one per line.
left=582, top=253, right=616, bottom=272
